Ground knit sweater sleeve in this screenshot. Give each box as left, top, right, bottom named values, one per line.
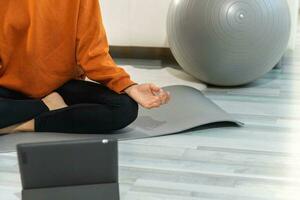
left=76, top=0, right=136, bottom=93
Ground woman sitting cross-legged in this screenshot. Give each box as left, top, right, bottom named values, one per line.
left=0, top=0, right=170, bottom=134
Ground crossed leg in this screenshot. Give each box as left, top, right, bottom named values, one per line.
left=0, top=80, right=138, bottom=134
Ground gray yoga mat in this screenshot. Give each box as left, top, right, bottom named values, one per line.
left=0, top=85, right=242, bottom=152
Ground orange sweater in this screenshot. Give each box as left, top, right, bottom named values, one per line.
left=0, top=0, right=135, bottom=98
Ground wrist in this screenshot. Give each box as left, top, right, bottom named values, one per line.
left=124, top=83, right=138, bottom=94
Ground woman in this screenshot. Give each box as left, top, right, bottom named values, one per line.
left=0, top=0, right=170, bottom=134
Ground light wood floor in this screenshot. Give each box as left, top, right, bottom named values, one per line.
left=1, top=31, right=300, bottom=200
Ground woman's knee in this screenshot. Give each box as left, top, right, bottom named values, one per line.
left=113, top=95, right=139, bottom=129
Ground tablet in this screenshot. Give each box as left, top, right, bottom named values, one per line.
left=17, top=138, right=119, bottom=200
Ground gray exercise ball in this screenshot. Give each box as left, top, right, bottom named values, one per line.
left=167, top=0, right=291, bottom=86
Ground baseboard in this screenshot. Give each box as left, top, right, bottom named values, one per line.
left=109, top=46, right=176, bottom=62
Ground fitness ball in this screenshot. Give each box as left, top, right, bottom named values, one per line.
left=167, top=0, right=291, bottom=86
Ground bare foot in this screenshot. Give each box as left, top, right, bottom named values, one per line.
left=0, top=119, right=35, bottom=134
left=14, top=119, right=35, bottom=132
left=42, top=92, right=68, bottom=111
left=0, top=123, right=20, bottom=134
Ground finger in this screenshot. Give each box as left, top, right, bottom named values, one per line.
left=149, top=102, right=161, bottom=109
left=163, top=91, right=171, bottom=104
left=159, top=92, right=168, bottom=104
left=153, top=96, right=162, bottom=103
left=161, top=92, right=170, bottom=105
left=144, top=97, right=160, bottom=108
left=150, top=84, right=161, bottom=95
left=144, top=102, right=160, bottom=109
left=159, top=90, right=170, bottom=104
left=150, top=83, right=160, bottom=91
left=149, top=97, right=162, bottom=106
left=166, top=91, right=171, bottom=103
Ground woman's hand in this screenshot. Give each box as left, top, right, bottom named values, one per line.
left=124, top=83, right=171, bottom=109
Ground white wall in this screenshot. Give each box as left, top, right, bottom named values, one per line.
left=100, top=0, right=299, bottom=51
left=100, top=0, right=171, bottom=47
left=287, top=0, right=299, bottom=50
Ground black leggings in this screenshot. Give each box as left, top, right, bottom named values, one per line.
left=0, top=80, right=138, bottom=134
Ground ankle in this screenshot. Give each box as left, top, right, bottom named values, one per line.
left=42, top=92, right=68, bottom=111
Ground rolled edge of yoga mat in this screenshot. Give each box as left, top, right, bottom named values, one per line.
left=0, top=85, right=243, bottom=152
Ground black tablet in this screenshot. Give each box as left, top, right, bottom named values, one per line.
left=17, top=138, right=119, bottom=200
